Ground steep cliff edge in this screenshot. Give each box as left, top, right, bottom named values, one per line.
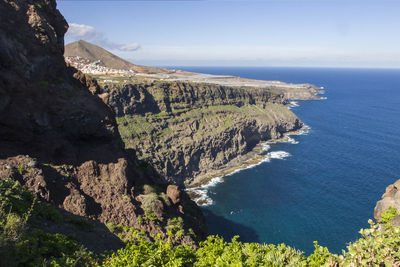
left=103, top=81, right=302, bottom=186
left=279, top=84, right=323, bottom=100
left=0, top=0, right=205, bottom=248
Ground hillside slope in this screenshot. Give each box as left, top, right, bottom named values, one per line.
left=65, top=40, right=171, bottom=74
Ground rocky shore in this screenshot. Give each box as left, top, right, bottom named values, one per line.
left=374, top=178, right=400, bottom=225
left=185, top=125, right=309, bottom=205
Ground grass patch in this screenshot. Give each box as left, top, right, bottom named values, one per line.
left=141, top=193, right=160, bottom=214
left=224, top=115, right=233, bottom=128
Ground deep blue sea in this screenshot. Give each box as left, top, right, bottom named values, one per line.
left=171, top=67, right=400, bottom=254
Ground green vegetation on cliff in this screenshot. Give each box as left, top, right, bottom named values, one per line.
left=107, top=79, right=300, bottom=186
left=116, top=103, right=287, bottom=145
left=2, top=178, right=400, bottom=266
left=0, top=178, right=95, bottom=266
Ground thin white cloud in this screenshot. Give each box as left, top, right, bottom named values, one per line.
left=66, top=23, right=140, bottom=52
left=67, top=23, right=100, bottom=40
left=119, top=43, right=141, bottom=52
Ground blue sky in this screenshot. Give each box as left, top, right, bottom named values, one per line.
left=58, top=0, right=400, bottom=68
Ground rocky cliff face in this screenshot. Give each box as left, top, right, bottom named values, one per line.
left=105, top=81, right=288, bottom=116
left=278, top=84, right=323, bottom=100
left=374, top=179, right=400, bottom=226
left=103, top=81, right=302, bottom=186
left=0, top=0, right=205, bottom=247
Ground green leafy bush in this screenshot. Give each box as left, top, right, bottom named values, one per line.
left=34, top=202, right=63, bottom=223
left=141, top=193, right=160, bottom=214
left=330, top=219, right=400, bottom=266
left=307, top=241, right=332, bottom=266
left=106, top=222, right=119, bottom=233
left=11, top=229, right=92, bottom=266
left=0, top=178, right=97, bottom=266
left=195, top=235, right=306, bottom=267
left=2, top=213, right=26, bottom=244
left=103, top=234, right=196, bottom=267
left=380, top=206, right=399, bottom=224
left=0, top=178, right=35, bottom=218
left=2, top=177, right=400, bottom=266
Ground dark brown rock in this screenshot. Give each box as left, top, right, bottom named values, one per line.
left=391, top=215, right=400, bottom=227
left=0, top=0, right=205, bottom=246
left=63, top=189, right=88, bottom=216
left=167, top=185, right=181, bottom=204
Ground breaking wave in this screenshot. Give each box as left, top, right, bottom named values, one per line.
left=267, top=151, right=291, bottom=159
left=188, top=125, right=309, bottom=206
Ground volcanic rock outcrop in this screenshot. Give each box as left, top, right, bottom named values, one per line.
left=0, top=0, right=205, bottom=246
left=374, top=179, right=400, bottom=226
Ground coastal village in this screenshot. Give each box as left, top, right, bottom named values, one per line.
left=65, top=56, right=136, bottom=76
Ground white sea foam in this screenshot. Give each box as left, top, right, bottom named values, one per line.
left=187, top=188, right=213, bottom=206
left=287, top=101, right=300, bottom=110
left=185, top=176, right=224, bottom=206
left=262, top=143, right=271, bottom=151
left=296, top=129, right=307, bottom=135
left=290, top=125, right=311, bottom=136
left=267, top=151, right=291, bottom=159
left=320, top=86, right=325, bottom=89
left=187, top=156, right=274, bottom=206
left=227, top=156, right=271, bottom=177
left=203, top=176, right=224, bottom=188
left=286, top=136, right=299, bottom=144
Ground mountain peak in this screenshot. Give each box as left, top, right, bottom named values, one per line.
left=65, top=40, right=169, bottom=74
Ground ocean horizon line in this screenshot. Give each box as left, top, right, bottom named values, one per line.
left=155, top=65, right=400, bottom=71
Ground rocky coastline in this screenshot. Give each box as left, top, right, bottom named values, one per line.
left=100, top=80, right=320, bottom=189
left=63, top=39, right=324, bottom=192
left=186, top=125, right=310, bottom=205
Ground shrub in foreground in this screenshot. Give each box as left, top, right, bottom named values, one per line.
left=2, top=177, right=400, bottom=266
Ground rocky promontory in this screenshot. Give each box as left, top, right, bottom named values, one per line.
left=374, top=179, right=400, bottom=225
